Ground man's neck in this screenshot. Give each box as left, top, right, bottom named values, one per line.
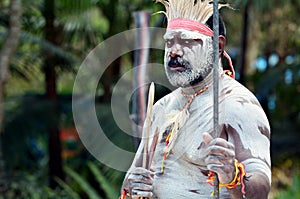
left=181, top=70, right=214, bottom=95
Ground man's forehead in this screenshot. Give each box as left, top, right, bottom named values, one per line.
left=163, top=29, right=210, bottom=40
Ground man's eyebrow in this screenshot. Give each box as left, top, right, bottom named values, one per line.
left=163, top=33, right=174, bottom=40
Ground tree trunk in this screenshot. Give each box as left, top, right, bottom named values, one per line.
left=239, top=0, right=261, bottom=88
left=238, top=1, right=249, bottom=85
left=0, top=0, right=21, bottom=193
left=0, top=86, right=7, bottom=193
left=98, top=0, right=122, bottom=102
left=43, top=0, right=65, bottom=188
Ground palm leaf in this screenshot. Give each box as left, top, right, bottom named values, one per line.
left=64, top=166, right=103, bottom=199
left=55, top=177, right=81, bottom=199
left=101, top=165, right=125, bottom=186
left=57, top=0, right=95, bottom=16
left=19, top=31, right=80, bottom=65
left=87, top=161, right=119, bottom=199
left=0, top=30, right=79, bottom=65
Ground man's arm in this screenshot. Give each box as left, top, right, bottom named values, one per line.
left=201, top=130, right=271, bottom=199
left=121, top=133, right=147, bottom=189
left=224, top=94, right=271, bottom=199
left=120, top=101, right=163, bottom=197
left=227, top=171, right=270, bottom=199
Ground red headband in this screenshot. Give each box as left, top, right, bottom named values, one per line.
left=167, top=18, right=235, bottom=79
left=167, top=18, right=214, bottom=37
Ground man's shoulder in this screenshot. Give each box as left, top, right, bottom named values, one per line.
left=222, top=76, right=260, bottom=106
left=221, top=76, right=269, bottom=124
left=153, top=88, right=181, bottom=112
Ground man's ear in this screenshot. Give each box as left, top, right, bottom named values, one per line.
left=218, top=35, right=226, bottom=56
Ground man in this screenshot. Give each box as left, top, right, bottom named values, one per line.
left=120, top=0, right=271, bottom=198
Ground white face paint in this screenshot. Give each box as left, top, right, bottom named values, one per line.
left=163, top=29, right=214, bottom=87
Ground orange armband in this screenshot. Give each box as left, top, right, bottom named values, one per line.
left=119, top=189, right=131, bottom=199
left=206, top=159, right=247, bottom=196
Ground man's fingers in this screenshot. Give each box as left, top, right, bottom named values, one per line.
left=131, top=182, right=153, bottom=191
left=131, top=190, right=153, bottom=199
left=205, top=155, right=224, bottom=166
left=128, top=167, right=154, bottom=198
left=203, top=134, right=235, bottom=149
left=207, top=163, right=235, bottom=184
left=205, top=145, right=235, bottom=158
left=128, top=174, right=153, bottom=184
left=129, top=167, right=153, bottom=176
left=213, top=138, right=235, bottom=149
left=205, top=153, right=235, bottom=165
left=202, top=132, right=214, bottom=145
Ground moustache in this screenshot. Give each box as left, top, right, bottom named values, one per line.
left=168, top=56, right=190, bottom=72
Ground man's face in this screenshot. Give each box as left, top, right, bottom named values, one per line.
left=163, top=29, right=214, bottom=87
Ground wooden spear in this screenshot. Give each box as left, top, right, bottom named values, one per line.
left=140, top=82, right=155, bottom=199
left=212, top=0, right=220, bottom=198
left=142, top=82, right=155, bottom=169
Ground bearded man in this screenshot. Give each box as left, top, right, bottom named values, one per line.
left=120, top=0, right=271, bottom=198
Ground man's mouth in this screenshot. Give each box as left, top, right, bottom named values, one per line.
left=168, top=57, right=187, bottom=72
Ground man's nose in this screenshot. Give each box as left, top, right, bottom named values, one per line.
left=170, top=44, right=183, bottom=57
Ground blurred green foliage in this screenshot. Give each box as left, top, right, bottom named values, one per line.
left=2, top=161, right=123, bottom=199
left=1, top=0, right=300, bottom=198
left=274, top=171, right=300, bottom=199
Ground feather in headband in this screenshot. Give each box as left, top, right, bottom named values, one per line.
left=155, top=0, right=230, bottom=24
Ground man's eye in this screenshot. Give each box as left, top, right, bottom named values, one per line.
left=166, top=39, right=173, bottom=46
left=184, top=39, right=193, bottom=44
left=181, top=39, right=203, bottom=46
left=194, top=39, right=203, bottom=45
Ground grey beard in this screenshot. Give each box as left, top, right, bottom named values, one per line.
left=165, top=59, right=214, bottom=88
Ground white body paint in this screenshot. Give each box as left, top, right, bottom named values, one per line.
left=126, top=71, right=271, bottom=198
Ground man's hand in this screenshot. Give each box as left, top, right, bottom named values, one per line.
left=200, top=132, right=236, bottom=184
left=127, top=167, right=153, bottom=198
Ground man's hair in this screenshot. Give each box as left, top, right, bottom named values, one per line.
left=156, top=0, right=230, bottom=25
left=205, top=14, right=226, bottom=37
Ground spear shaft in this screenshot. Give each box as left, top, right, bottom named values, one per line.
left=140, top=82, right=155, bottom=199
left=212, top=0, right=220, bottom=198
left=142, top=82, right=155, bottom=169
